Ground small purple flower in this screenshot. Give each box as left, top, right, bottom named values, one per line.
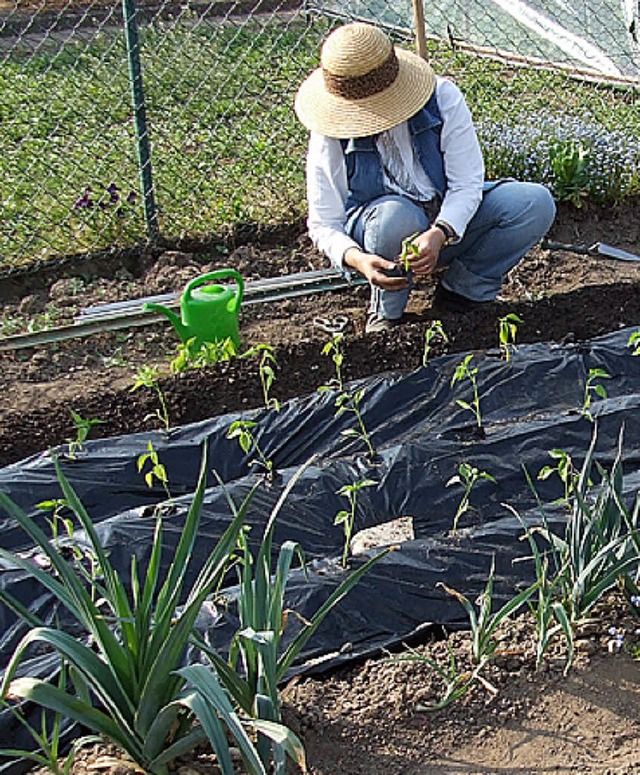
left=126, top=190, right=137, bottom=204
left=74, top=186, right=94, bottom=209
left=630, top=595, right=640, bottom=607
left=107, top=183, right=120, bottom=203
left=116, top=207, right=125, bottom=219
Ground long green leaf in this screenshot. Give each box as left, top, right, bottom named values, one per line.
left=178, top=665, right=267, bottom=775
left=54, top=459, right=136, bottom=644
left=137, top=483, right=252, bottom=733
left=252, top=718, right=307, bottom=774
left=278, top=547, right=390, bottom=679
left=0, top=495, right=133, bottom=690
left=144, top=701, right=207, bottom=764
left=1, top=628, right=135, bottom=734
left=191, top=635, right=253, bottom=714
left=8, top=677, right=140, bottom=760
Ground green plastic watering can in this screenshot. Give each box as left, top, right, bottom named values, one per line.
left=145, top=269, right=244, bottom=349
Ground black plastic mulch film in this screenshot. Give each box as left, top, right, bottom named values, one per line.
left=1, top=328, right=640, bottom=762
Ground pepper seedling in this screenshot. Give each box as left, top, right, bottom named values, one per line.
left=398, top=232, right=420, bottom=272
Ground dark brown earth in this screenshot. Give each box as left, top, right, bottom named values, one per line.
left=4, top=198, right=640, bottom=773
left=2, top=199, right=640, bottom=468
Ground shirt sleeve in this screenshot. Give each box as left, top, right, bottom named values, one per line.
left=435, top=77, right=485, bottom=239
left=306, top=132, right=361, bottom=270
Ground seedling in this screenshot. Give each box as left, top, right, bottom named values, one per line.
left=398, top=232, right=420, bottom=271
left=226, top=419, right=274, bottom=479
left=498, top=312, right=523, bottom=362
left=243, top=343, right=280, bottom=411
left=320, top=334, right=376, bottom=458
left=538, top=448, right=579, bottom=506
left=131, top=365, right=171, bottom=431
left=451, top=354, right=483, bottom=429
left=387, top=641, right=487, bottom=710
left=582, top=367, right=611, bottom=421
left=334, top=478, right=377, bottom=567
left=66, top=409, right=104, bottom=459
left=137, top=440, right=172, bottom=504
left=422, top=320, right=448, bottom=366
left=439, top=557, right=538, bottom=665
left=628, top=329, right=640, bottom=355
left=170, top=336, right=237, bottom=373
left=446, top=462, right=496, bottom=533
left=36, top=498, right=73, bottom=543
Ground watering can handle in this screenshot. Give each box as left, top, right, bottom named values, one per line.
left=184, top=270, right=244, bottom=307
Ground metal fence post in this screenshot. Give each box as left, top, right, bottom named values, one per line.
left=122, top=0, right=159, bottom=242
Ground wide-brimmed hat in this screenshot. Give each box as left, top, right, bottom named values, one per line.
left=295, top=23, right=436, bottom=139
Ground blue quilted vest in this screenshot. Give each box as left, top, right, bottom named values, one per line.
left=341, top=91, right=446, bottom=221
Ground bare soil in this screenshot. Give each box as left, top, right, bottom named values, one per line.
left=3, top=198, right=640, bottom=773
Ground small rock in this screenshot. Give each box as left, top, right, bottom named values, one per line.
left=18, top=293, right=45, bottom=315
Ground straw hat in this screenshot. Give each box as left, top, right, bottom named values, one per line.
left=295, top=23, right=436, bottom=139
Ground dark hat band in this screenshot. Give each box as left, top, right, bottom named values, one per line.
left=323, top=49, right=399, bottom=101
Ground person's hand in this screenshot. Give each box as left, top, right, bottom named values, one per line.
left=404, top=227, right=447, bottom=276
left=344, top=247, right=409, bottom=290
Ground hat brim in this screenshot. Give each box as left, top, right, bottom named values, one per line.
left=294, top=48, right=436, bottom=139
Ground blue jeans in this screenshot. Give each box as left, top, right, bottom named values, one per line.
left=349, top=181, right=556, bottom=320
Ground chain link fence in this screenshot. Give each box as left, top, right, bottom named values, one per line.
left=2, top=0, right=639, bottom=271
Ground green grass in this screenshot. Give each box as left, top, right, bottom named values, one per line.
left=1, top=15, right=639, bottom=269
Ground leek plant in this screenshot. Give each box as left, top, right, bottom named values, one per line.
left=529, top=427, right=640, bottom=624
left=387, top=642, right=485, bottom=711
left=513, top=426, right=640, bottom=671
left=439, top=558, right=538, bottom=666
left=196, top=462, right=389, bottom=773
left=0, top=665, right=100, bottom=775
left=0, top=448, right=293, bottom=774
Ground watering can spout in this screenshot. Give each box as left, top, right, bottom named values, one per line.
left=144, top=302, right=191, bottom=343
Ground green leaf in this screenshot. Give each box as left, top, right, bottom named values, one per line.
left=178, top=665, right=267, bottom=775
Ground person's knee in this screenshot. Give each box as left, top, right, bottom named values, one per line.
left=528, top=183, right=556, bottom=234
left=490, top=182, right=556, bottom=237
left=363, top=197, right=429, bottom=258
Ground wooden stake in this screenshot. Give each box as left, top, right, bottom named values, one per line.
left=412, top=0, right=428, bottom=59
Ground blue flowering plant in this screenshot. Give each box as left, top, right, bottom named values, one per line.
left=477, top=112, right=640, bottom=205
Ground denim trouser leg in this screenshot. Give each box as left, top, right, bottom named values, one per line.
left=439, top=181, right=556, bottom=301
left=350, top=195, right=430, bottom=321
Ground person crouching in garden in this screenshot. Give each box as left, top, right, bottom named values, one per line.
left=294, top=22, right=556, bottom=332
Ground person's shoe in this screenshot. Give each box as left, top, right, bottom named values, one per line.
left=432, top=282, right=485, bottom=314
left=365, top=314, right=403, bottom=334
